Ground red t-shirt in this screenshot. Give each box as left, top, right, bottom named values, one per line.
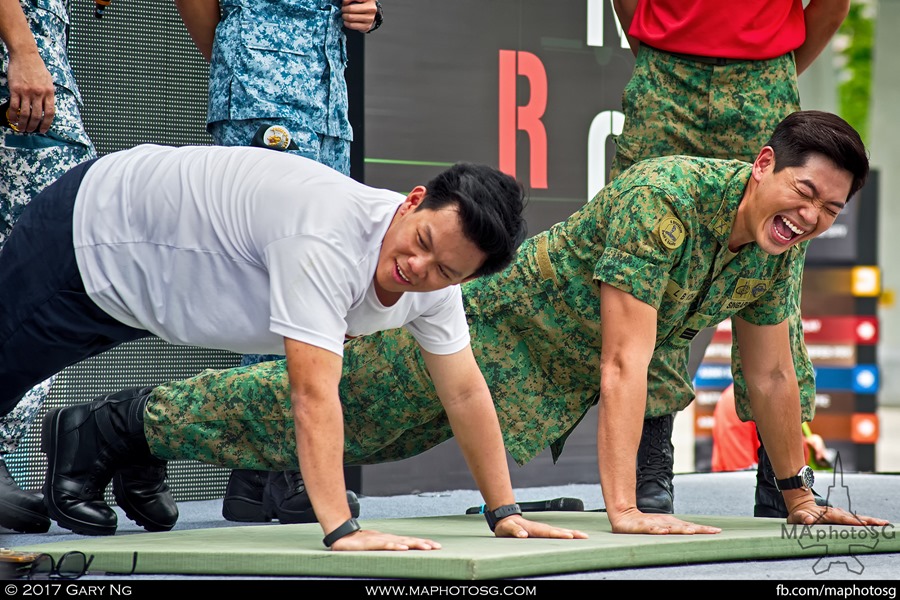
left=629, top=0, right=806, bottom=60
left=711, top=385, right=761, bottom=472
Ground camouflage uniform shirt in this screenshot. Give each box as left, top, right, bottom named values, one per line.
left=208, top=0, right=351, bottom=142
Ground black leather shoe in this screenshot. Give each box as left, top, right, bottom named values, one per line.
left=754, top=442, right=831, bottom=518
left=113, top=464, right=178, bottom=531
left=0, top=458, right=50, bottom=533
left=222, top=469, right=269, bottom=522
left=41, top=387, right=162, bottom=536
left=636, top=414, right=675, bottom=514
left=263, top=470, right=360, bottom=524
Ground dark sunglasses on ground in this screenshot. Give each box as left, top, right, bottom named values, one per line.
left=23, top=551, right=94, bottom=580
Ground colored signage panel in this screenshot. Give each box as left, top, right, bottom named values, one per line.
left=709, top=316, right=877, bottom=345
left=694, top=364, right=879, bottom=393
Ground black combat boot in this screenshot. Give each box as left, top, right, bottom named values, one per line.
left=635, top=414, right=675, bottom=514
left=754, top=440, right=830, bottom=518
left=41, top=387, right=174, bottom=536
left=112, top=463, right=178, bottom=532
left=0, top=457, right=50, bottom=533
left=262, top=469, right=360, bottom=524
left=221, top=469, right=269, bottom=522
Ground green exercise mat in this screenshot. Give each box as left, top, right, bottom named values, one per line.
left=12, top=513, right=899, bottom=580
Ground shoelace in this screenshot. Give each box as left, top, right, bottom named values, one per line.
left=286, top=470, right=306, bottom=496
left=637, top=419, right=674, bottom=481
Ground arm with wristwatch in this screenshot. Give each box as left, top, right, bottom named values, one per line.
left=297, top=340, right=589, bottom=551
left=734, top=317, right=885, bottom=526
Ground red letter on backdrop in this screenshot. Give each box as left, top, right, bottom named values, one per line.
left=498, top=50, right=548, bottom=188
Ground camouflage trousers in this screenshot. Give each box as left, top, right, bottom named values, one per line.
left=145, top=361, right=299, bottom=471
left=610, top=44, right=813, bottom=422
left=144, top=346, right=454, bottom=470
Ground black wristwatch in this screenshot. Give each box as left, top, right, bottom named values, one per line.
left=367, top=0, right=383, bottom=33
left=775, top=465, right=815, bottom=492
left=484, top=503, right=522, bottom=531
left=323, top=517, right=361, bottom=547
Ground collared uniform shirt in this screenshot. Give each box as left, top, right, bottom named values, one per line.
left=208, top=0, right=352, bottom=142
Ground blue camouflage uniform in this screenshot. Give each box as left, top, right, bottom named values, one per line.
left=0, top=0, right=96, bottom=453
left=206, top=0, right=352, bottom=176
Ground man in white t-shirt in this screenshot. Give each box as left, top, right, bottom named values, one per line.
left=1, top=144, right=588, bottom=549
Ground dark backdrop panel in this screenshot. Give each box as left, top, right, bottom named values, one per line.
left=66, top=0, right=213, bottom=152
left=363, top=0, right=633, bottom=235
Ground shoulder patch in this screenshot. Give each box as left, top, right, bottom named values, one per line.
left=658, top=216, right=685, bottom=250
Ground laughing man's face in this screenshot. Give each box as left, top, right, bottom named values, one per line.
left=730, top=148, right=853, bottom=254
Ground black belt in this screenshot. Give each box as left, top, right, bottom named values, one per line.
left=647, top=45, right=749, bottom=66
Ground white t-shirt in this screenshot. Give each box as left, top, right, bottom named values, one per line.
left=72, top=144, right=470, bottom=357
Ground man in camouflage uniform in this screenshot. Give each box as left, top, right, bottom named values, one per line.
left=44, top=111, right=886, bottom=536
left=0, top=0, right=95, bottom=533
left=611, top=0, right=850, bottom=517
left=174, top=0, right=382, bottom=523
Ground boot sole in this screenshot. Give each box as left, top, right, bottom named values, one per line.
left=637, top=505, right=674, bottom=515
left=41, top=407, right=117, bottom=536
left=111, top=472, right=176, bottom=532
left=0, top=496, right=51, bottom=533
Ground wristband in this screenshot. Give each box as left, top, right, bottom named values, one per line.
left=323, top=517, right=361, bottom=548
left=484, top=503, right=522, bottom=531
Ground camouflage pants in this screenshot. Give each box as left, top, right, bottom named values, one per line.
left=144, top=345, right=453, bottom=469
left=145, top=361, right=298, bottom=470
left=0, top=132, right=96, bottom=455
left=610, top=44, right=813, bottom=422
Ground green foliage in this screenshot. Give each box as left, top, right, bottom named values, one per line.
left=837, top=1, right=875, bottom=144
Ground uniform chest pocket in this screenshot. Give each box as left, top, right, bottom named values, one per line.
left=239, top=13, right=324, bottom=57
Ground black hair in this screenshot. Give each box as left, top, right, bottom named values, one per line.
left=418, top=163, right=528, bottom=277
left=766, top=110, right=869, bottom=201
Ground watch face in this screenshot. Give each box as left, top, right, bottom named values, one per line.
left=801, top=466, right=815, bottom=489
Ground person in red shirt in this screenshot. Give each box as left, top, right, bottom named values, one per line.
left=711, top=384, right=761, bottom=473
left=712, top=383, right=834, bottom=474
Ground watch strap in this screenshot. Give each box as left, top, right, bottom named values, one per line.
left=367, top=0, right=384, bottom=33
left=323, top=517, right=361, bottom=548
left=775, top=474, right=803, bottom=491
left=775, top=466, right=814, bottom=491
left=484, top=503, right=522, bottom=531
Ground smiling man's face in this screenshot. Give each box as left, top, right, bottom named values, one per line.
left=374, top=187, right=487, bottom=306
left=730, top=148, right=853, bottom=254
